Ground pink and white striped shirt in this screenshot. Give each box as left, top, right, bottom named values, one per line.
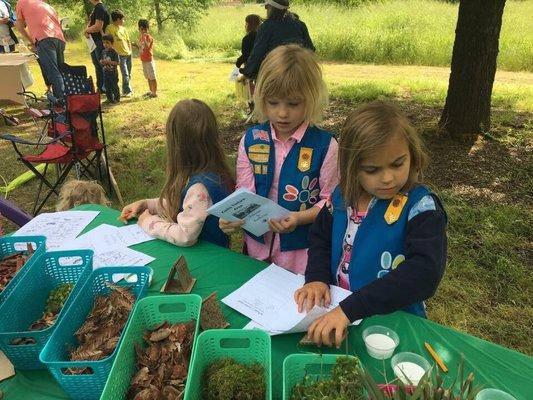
left=236, top=122, right=339, bottom=274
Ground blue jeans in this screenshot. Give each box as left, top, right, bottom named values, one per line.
left=119, top=55, right=132, bottom=94
left=35, top=38, right=65, bottom=101
left=90, top=44, right=105, bottom=92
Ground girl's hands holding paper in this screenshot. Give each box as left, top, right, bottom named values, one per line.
left=219, top=218, right=245, bottom=234
left=307, top=306, right=350, bottom=348
left=294, top=281, right=331, bottom=312
left=119, top=200, right=148, bottom=223
left=269, top=212, right=299, bottom=234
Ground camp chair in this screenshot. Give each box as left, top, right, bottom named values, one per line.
left=0, top=92, right=111, bottom=214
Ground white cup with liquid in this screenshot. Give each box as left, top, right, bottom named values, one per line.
left=362, top=325, right=400, bottom=359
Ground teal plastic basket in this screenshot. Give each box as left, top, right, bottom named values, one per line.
left=101, top=295, right=202, bottom=400
left=39, top=267, right=152, bottom=400
left=185, top=329, right=272, bottom=400
left=0, top=235, right=46, bottom=305
left=283, top=353, right=360, bottom=400
left=0, top=249, right=93, bottom=370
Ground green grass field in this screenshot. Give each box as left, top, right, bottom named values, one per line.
left=1, top=7, right=532, bottom=356
left=182, top=0, right=533, bottom=71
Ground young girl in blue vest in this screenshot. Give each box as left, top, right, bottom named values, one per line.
left=220, top=44, right=339, bottom=274
left=295, top=102, right=447, bottom=347
left=119, top=99, right=235, bottom=248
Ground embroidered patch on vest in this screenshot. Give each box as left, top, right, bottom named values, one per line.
left=384, top=194, right=408, bottom=224
left=298, top=147, right=313, bottom=172
left=248, top=144, right=270, bottom=164
left=252, top=129, right=270, bottom=142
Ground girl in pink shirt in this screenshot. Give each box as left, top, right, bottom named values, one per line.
left=120, top=99, right=235, bottom=248
left=220, top=45, right=339, bottom=274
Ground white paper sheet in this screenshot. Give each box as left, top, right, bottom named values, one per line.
left=13, top=211, right=99, bottom=250
left=92, top=247, right=155, bottom=269
left=223, top=264, right=360, bottom=334
left=85, top=35, right=96, bottom=53
left=60, top=223, right=155, bottom=252
left=207, top=189, right=290, bottom=237
left=116, top=224, right=156, bottom=247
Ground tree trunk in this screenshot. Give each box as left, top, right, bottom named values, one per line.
left=440, top=0, right=506, bottom=142
left=154, top=0, right=164, bottom=31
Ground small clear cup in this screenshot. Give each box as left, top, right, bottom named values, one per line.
left=362, top=325, right=400, bottom=359
left=391, top=352, right=431, bottom=386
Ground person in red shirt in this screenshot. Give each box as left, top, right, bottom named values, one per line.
left=137, top=19, right=157, bottom=98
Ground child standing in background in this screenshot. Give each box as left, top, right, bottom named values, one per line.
left=236, top=14, right=262, bottom=115
left=220, top=45, right=339, bottom=274
left=236, top=14, right=262, bottom=69
left=107, top=10, right=133, bottom=97
left=120, top=99, right=234, bottom=248
left=100, top=34, right=120, bottom=103
left=137, top=19, right=157, bottom=98
left=295, top=102, right=447, bottom=348
left=56, top=180, right=110, bottom=211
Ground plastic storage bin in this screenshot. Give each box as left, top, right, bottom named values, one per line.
left=0, top=235, right=46, bottom=304
left=0, top=249, right=92, bottom=370
left=283, top=353, right=360, bottom=400
left=101, top=294, right=202, bottom=399
left=185, top=329, right=272, bottom=400
left=39, top=267, right=152, bottom=400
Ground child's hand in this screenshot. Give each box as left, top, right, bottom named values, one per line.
left=268, top=212, right=299, bottom=234
left=219, top=218, right=244, bottom=234
left=119, top=200, right=147, bottom=223
left=307, top=306, right=350, bottom=348
left=294, top=281, right=330, bottom=313
left=137, top=209, right=152, bottom=226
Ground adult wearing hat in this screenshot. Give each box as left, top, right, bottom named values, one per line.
left=241, top=0, right=314, bottom=79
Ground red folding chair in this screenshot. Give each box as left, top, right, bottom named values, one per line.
left=0, top=92, right=111, bottom=214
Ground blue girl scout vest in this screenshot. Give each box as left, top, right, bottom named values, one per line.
left=182, top=172, right=232, bottom=248
left=244, top=122, right=333, bottom=251
left=331, top=185, right=439, bottom=317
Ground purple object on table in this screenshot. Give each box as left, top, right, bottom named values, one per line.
left=0, top=197, right=33, bottom=227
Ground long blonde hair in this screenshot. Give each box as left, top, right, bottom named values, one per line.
left=253, top=44, right=328, bottom=125
left=56, top=180, right=110, bottom=211
left=159, top=99, right=235, bottom=222
left=339, top=102, right=428, bottom=208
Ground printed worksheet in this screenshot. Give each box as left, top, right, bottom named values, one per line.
left=13, top=211, right=100, bottom=250
left=207, top=189, right=290, bottom=236
left=60, top=223, right=155, bottom=252
left=223, top=264, right=360, bottom=334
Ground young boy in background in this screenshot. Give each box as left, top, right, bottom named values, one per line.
left=100, top=34, right=120, bottom=103
left=106, top=10, right=133, bottom=97
left=137, top=19, right=157, bottom=98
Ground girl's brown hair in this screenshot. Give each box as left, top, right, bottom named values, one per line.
left=245, top=14, right=262, bottom=33
left=253, top=44, right=328, bottom=125
left=159, top=99, right=235, bottom=222
left=339, top=102, right=428, bottom=208
left=56, top=180, right=110, bottom=211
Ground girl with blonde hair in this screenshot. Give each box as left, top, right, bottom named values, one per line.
left=120, top=99, right=235, bottom=247
left=56, top=180, right=110, bottom=211
left=221, top=44, right=339, bottom=274
left=295, top=102, right=447, bottom=348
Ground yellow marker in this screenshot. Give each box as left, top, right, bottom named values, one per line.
left=424, top=342, right=448, bottom=373
left=384, top=194, right=408, bottom=224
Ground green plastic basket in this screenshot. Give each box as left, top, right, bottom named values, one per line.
left=0, top=235, right=46, bottom=305
left=283, top=353, right=359, bottom=400
left=0, top=249, right=93, bottom=370
left=100, top=294, right=202, bottom=400
left=185, top=329, right=272, bottom=400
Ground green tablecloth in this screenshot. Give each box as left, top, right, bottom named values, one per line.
left=1, top=205, right=532, bottom=399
